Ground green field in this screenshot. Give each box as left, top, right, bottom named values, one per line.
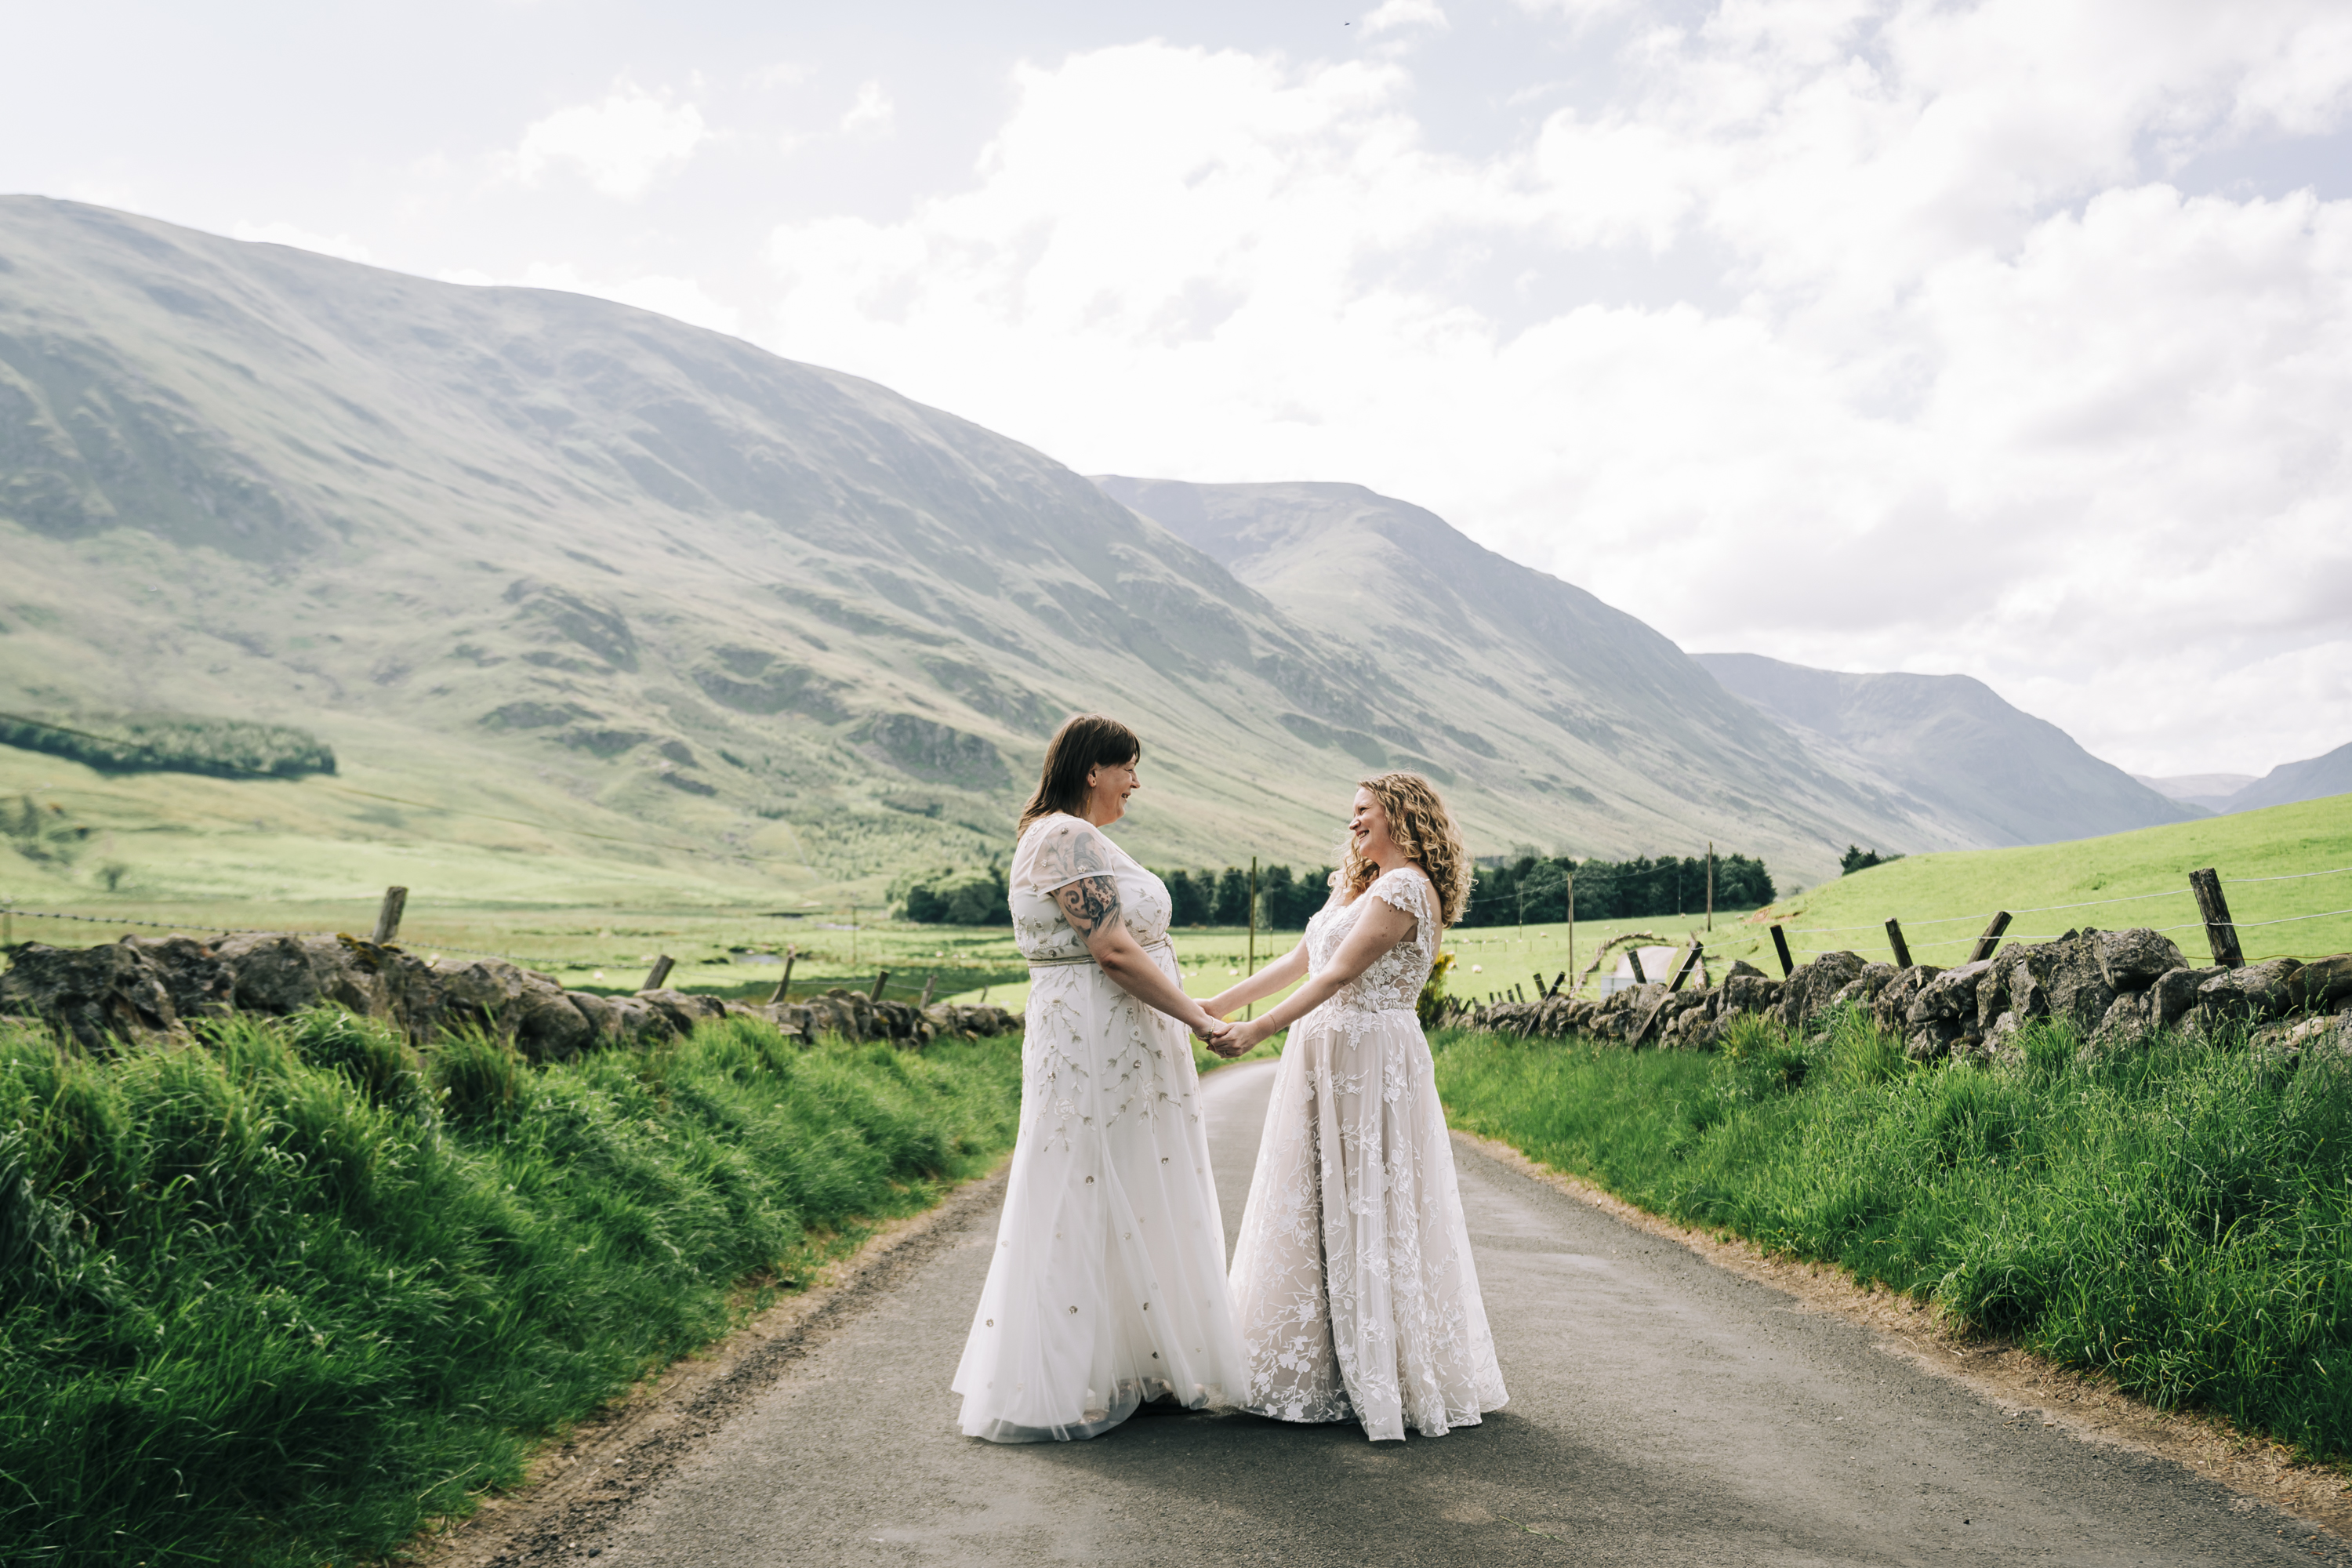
left=1757, top=793, right=2352, bottom=971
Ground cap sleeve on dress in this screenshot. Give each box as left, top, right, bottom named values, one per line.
left=1367, top=867, right=1434, bottom=927
left=1025, top=815, right=1118, bottom=894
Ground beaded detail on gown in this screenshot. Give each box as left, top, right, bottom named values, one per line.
left=1225, top=866, right=1508, bottom=1440
left=950, top=813, right=1245, bottom=1442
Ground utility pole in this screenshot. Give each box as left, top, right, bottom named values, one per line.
left=1566, top=871, right=1575, bottom=999
left=1246, top=856, right=1258, bottom=1021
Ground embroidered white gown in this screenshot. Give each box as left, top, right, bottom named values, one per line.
left=1227, top=866, right=1508, bottom=1441
left=951, top=813, right=1245, bottom=1442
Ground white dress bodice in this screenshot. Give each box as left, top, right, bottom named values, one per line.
left=1304, top=866, right=1439, bottom=1016
left=1009, top=813, right=1172, bottom=963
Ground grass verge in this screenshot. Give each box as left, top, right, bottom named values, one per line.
left=0, top=1009, right=1021, bottom=1566
left=1432, top=1011, right=2352, bottom=1462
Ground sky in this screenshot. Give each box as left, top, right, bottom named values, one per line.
left=5, top=0, right=2350, bottom=779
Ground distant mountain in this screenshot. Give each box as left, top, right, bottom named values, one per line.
left=1693, top=653, right=2201, bottom=848
left=2218, top=742, right=2352, bottom=813
left=0, top=197, right=1997, bottom=896
left=1094, top=477, right=1967, bottom=874
left=2133, top=773, right=2255, bottom=812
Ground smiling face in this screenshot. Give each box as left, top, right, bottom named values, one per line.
left=1084, top=755, right=1142, bottom=826
left=1347, top=786, right=1397, bottom=866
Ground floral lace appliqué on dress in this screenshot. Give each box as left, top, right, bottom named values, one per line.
left=1225, top=866, right=1508, bottom=1440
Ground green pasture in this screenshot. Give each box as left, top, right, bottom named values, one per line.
left=1435, top=1007, right=2352, bottom=1464
left=1762, top=793, right=2352, bottom=970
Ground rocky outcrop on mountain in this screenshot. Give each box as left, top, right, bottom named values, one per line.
left=0, top=932, right=1018, bottom=1056
left=1433, top=927, right=2352, bottom=1061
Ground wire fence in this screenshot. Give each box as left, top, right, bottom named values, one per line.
left=1779, top=863, right=2352, bottom=967
left=0, top=904, right=561, bottom=970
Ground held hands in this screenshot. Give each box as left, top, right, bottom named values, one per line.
left=1204, top=1014, right=1269, bottom=1058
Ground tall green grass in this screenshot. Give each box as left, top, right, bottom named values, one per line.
left=0, top=1009, right=1020, bottom=1566
left=1434, top=1012, right=2352, bottom=1460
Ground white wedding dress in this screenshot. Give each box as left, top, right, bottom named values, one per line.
left=1227, top=866, right=1508, bottom=1441
left=951, top=812, right=1245, bottom=1441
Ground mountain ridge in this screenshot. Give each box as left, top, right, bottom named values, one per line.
left=2, top=198, right=1991, bottom=897
left=1692, top=652, right=2201, bottom=848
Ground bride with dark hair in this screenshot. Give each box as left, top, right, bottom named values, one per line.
left=951, top=713, right=1245, bottom=1442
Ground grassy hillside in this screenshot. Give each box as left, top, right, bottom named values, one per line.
left=1755, top=793, right=2352, bottom=968
left=0, top=198, right=1969, bottom=905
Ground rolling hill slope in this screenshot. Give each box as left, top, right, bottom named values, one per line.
left=4, top=197, right=1945, bottom=901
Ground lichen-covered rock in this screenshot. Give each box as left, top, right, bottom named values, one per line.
left=1778, top=951, right=1867, bottom=1031
left=2153, top=965, right=2224, bottom=1028
left=2288, top=955, right=2352, bottom=1013
left=0, top=940, right=181, bottom=1052
left=2196, top=957, right=2303, bottom=1024
left=1905, top=960, right=1990, bottom=1061
left=1828, top=961, right=1900, bottom=1015
left=122, top=935, right=236, bottom=1020
left=215, top=932, right=393, bottom=1018
left=639, top=988, right=727, bottom=1038
left=2085, top=989, right=2154, bottom=1058
left=2096, top=928, right=2188, bottom=990
left=1872, top=965, right=1943, bottom=1036
left=1719, top=971, right=1781, bottom=1021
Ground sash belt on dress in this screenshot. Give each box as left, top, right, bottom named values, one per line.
left=1025, top=936, right=1176, bottom=969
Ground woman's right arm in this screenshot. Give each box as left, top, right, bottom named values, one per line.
left=1051, top=876, right=1222, bottom=1035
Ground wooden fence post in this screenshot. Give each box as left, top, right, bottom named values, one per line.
left=1705, top=843, right=1714, bottom=933
left=371, top=886, right=408, bottom=944
left=1668, top=943, right=1704, bottom=992
left=1769, top=925, right=1794, bottom=977
left=1566, top=872, right=1575, bottom=993
left=870, top=968, right=891, bottom=1001
left=1885, top=917, right=1913, bottom=969
left=1965, top=912, right=2013, bottom=964
left=920, top=972, right=937, bottom=1008
left=1626, top=947, right=1649, bottom=985
left=1548, top=970, right=1566, bottom=998
left=640, top=954, right=674, bottom=992
left=2187, top=869, right=2244, bottom=969
left=765, top=946, right=797, bottom=1006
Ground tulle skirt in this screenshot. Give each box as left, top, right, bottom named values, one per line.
left=1227, top=1004, right=1508, bottom=1441
left=951, top=947, right=1245, bottom=1441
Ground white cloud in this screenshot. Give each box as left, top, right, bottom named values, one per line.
left=753, top=13, right=2352, bottom=776
left=441, top=262, right=742, bottom=336
left=1363, top=1, right=1449, bottom=38
left=840, top=79, right=894, bottom=136
left=230, top=220, right=375, bottom=263
left=507, top=82, right=708, bottom=199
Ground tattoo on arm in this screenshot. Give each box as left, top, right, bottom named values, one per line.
left=1057, top=875, right=1123, bottom=938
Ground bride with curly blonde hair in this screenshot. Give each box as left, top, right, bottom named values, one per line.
left=1204, top=772, right=1508, bottom=1441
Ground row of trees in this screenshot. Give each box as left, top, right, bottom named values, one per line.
left=900, top=849, right=1773, bottom=928
left=1455, top=851, right=1774, bottom=927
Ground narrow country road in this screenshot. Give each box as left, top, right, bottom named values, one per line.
left=585, top=1061, right=2340, bottom=1566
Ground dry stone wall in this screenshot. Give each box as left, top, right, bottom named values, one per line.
left=1438, top=927, right=2352, bottom=1062
left=0, top=933, right=1020, bottom=1058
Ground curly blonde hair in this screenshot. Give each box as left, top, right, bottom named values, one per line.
left=1341, top=772, right=1471, bottom=927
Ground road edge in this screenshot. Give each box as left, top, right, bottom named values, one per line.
left=1449, top=1126, right=2352, bottom=1542
left=405, top=1158, right=1013, bottom=1567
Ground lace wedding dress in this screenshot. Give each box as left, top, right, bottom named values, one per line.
left=951, top=812, right=1245, bottom=1441
left=1227, top=866, right=1508, bottom=1440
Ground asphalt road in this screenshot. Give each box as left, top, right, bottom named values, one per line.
left=590, top=1059, right=2343, bottom=1566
